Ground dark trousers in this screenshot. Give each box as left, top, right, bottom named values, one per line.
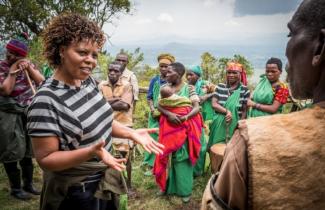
left=3, top=157, right=34, bottom=190
left=58, top=180, right=118, bottom=210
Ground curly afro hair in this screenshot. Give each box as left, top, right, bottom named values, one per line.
left=42, top=13, right=106, bottom=68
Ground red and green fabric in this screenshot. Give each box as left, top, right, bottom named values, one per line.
left=160, top=83, right=202, bottom=196
left=153, top=105, right=203, bottom=192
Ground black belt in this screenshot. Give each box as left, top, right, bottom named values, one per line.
left=210, top=173, right=234, bottom=210
left=70, top=172, right=103, bottom=192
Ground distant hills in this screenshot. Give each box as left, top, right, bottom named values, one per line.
left=105, top=34, right=289, bottom=82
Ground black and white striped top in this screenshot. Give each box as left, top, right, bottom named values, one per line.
left=213, top=83, right=250, bottom=118
left=27, top=77, right=113, bottom=151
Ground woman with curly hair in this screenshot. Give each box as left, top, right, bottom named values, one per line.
left=26, top=13, right=163, bottom=210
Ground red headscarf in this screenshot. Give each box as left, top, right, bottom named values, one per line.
left=6, top=33, right=29, bottom=57
left=226, top=61, right=247, bottom=86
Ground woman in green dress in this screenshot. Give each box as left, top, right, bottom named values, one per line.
left=247, top=57, right=289, bottom=117
left=157, top=62, right=202, bottom=203
left=208, top=62, right=250, bottom=148
left=186, top=65, right=215, bottom=176
left=143, top=53, right=175, bottom=174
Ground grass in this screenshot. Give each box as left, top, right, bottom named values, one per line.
left=128, top=155, right=211, bottom=210
left=0, top=162, right=42, bottom=210
left=0, top=155, right=211, bottom=210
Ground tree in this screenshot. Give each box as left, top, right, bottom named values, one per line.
left=0, top=0, right=132, bottom=40
left=201, top=52, right=218, bottom=83
left=135, top=64, right=158, bottom=87
left=119, top=47, right=144, bottom=70
left=96, top=48, right=145, bottom=81
left=200, top=52, right=254, bottom=85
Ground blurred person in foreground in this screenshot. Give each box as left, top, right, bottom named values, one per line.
left=201, top=0, right=325, bottom=209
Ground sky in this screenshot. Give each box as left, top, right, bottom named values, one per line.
left=104, top=0, right=302, bottom=46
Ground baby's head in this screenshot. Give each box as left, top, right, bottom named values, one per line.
left=160, top=85, right=174, bottom=98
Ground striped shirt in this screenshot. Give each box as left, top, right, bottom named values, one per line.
left=214, top=83, right=250, bottom=118
left=27, top=77, right=113, bottom=151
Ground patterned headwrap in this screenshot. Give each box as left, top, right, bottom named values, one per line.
left=188, top=65, right=202, bottom=77
left=157, top=53, right=175, bottom=65
left=6, top=33, right=29, bottom=57
left=226, top=61, right=248, bottom=86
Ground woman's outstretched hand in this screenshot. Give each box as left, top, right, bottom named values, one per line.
left=131, top=128, right=164, bottom=155
left=92, top=140, right=126, bottom=171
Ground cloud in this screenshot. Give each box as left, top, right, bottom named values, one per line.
left=224, top=19, right=239, bottom=26
left=203, top=0, right=217, bottom=7
left=135, top=18, right=153, bottom=25
left=234, top=0, right=301, bottom=16
left=203, top=0, right=233, bottom=7
left=157, top=13, right=174, bottom=23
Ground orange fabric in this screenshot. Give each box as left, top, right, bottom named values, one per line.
left=226, top=62, right=248, bottom=86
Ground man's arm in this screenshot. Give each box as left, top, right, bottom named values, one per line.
left=111, top=84, right=133, bottom=111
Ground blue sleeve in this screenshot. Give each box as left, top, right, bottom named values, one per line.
left=147, top=76, right=156, bottom=100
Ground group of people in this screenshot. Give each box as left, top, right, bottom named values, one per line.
left=0, top=0, right=324, bottom=209
left=141, top=52, right=289, bottom=203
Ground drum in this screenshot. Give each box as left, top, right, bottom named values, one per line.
left=209, top=143, right=226, bottom=173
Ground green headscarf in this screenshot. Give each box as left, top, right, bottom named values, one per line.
left=188, top=65, right=202, bottom=77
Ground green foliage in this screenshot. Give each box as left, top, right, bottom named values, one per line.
left=200, top=52, right=254, bottom=85
left=97, top=48, right=145, bottom=81
left=119, top=47, right=144, bottom=70
left=233, top=54, right=254, bottom=77
left=135, top=64, right=159, bottom=87
left=134, top=94, right=150, bottom=129
left=97, top=52, right=114, bottom=80
left=200, top=52, right=219, bottom=83
left=27, top=37, right=45, bottom=67
left=0, top=0, right=132, bottom=39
